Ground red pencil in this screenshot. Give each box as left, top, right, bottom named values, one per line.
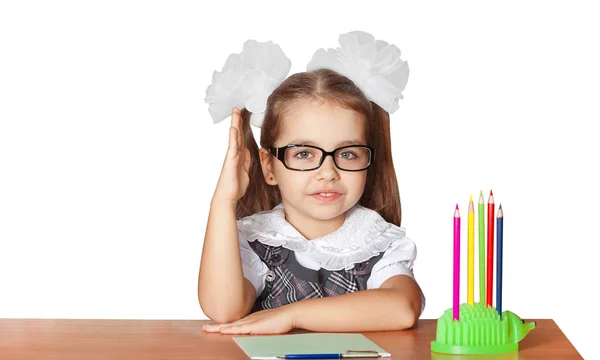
left=486, top=190, right=495, bottom=307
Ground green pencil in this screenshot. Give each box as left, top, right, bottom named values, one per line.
left=478, top=190, right=485, bottom=304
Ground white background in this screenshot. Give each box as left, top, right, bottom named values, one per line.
left=1, top=1, right=598, bottom=358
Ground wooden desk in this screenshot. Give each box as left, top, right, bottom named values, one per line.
left=0, top=319, right=582, bottom=359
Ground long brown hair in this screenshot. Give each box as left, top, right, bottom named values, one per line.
left=236, top=68, right=402, bottom=226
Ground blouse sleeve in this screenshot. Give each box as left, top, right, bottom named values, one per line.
left=367, top=235, right=426, bottom=313
left=237, top=226, right=269, bottom=298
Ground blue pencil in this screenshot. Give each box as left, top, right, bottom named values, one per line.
left=496, top=204, right=503, bottom=318
left=276, top=353, right=380, bottom=359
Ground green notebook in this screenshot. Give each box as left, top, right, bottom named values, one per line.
left=233, top=333, right=390, bottom=360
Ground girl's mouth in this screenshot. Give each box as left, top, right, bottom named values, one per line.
left=309, top=192, right=341, bottom=202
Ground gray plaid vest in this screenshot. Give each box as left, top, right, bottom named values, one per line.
left=248, top=240, right=385, bottom=313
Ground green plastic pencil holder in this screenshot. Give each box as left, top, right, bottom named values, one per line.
left=430, top=302, right=536, bottom=355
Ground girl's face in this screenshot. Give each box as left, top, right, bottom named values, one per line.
left=260, top=99, right=368, bottom=236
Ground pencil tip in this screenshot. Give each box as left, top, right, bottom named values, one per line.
left=499, top=204, right=502, bottom=209
left=480, top=189, right=483, bottom=196
left=490, top=189, right=493, bottom=196
left=456, top=203, right=459, bottom=209
left=470, top=195, right=473, bottom=202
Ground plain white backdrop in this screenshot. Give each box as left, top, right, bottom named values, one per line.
left=1, top=0, right=598, bottom=358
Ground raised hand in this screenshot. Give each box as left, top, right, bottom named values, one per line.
left=212, top=107, right=251, bottom=203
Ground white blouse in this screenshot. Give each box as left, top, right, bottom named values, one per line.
left=237, top=203, right=425, bottom=312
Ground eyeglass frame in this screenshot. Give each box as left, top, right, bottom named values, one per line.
left=269, top=144, right=375, bottom=172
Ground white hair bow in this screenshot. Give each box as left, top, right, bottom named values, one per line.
left=307, top=31, right=409, bottom=114
left=204, top=31, right=409, bottom=128
left=204, top=39, right=291, bottom=128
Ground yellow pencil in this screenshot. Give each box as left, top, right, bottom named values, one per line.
left=468, top=195, right=475, bottom=304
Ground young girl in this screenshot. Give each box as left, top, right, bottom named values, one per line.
left=198, top=31, right=425, bottom=335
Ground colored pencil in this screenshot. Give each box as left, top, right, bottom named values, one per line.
left=468, top=196, right=474, bottom=304
left=486, top=190, right=495, bottom=307
left=454, top=204, right=460, bottom=320
left=497, top=204, right=503, bottom=317
left=478, top=191, right=485, bottom=304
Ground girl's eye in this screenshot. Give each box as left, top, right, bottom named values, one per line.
left=294, top=151, right=313, bottom=159
left=338, top=151, right=357, bottom=159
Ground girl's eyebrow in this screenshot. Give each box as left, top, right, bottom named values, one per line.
left=288, top=139, right=365, bottom=147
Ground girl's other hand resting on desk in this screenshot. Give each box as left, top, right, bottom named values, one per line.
left=202, top=306, right=294, bottom=335
left=213, top=107, right=251, bottom=203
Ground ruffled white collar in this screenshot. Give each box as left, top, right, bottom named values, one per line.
left=237, top=203, right=406, bottom=271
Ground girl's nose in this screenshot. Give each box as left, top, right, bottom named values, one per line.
left=316, top=155, right=340, bottom=181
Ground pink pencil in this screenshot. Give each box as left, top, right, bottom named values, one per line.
left=454, top=204, right=460, bottom=320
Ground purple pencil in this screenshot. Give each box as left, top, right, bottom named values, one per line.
left=454, top=204, right=460, bottom=320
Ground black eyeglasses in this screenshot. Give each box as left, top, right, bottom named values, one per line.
left=269, top=144, right=375, bottom=171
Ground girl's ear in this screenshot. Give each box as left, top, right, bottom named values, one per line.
left=259, top=148, right=278, bottom=185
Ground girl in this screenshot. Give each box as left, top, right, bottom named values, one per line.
left=199, top=33, right=425, bottom=335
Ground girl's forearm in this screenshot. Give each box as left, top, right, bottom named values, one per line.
left=198, top=199, right=253, bottom=323
left=287, top=288, right=420, bottom=332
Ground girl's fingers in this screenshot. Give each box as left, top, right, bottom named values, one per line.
left=201, top=324, right=221, bottom=332
left=230, top=108, right=238, bottom=147
left=227, top=126, right=238, bottom=158
left=203, top=314, right=258, bottom=331
left=219, top=324, right=251, bottom=334
left=202, top=315, right=249, bottom=331
left=230, top=125, right=237, bottom=148
left=232, top=107, right=245, bottom=150
left=202, top=322, right=231, bottom=332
